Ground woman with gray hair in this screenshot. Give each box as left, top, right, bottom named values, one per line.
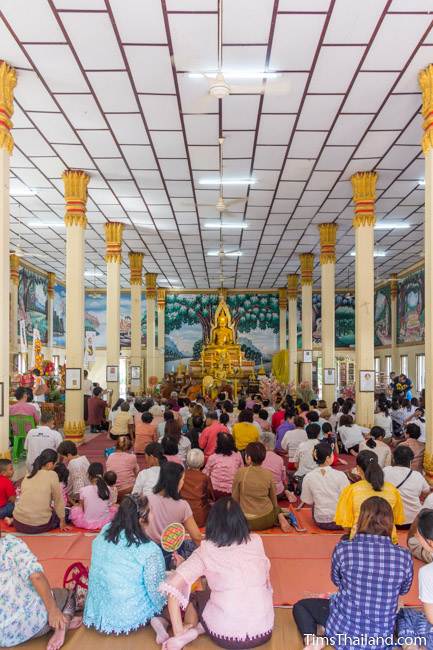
left=180, top=448, right=214, bottom=527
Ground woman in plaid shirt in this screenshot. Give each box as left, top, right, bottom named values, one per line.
left=293, top=497, right=413, bottom=650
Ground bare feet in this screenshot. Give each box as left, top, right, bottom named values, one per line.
left=278, top=513, right=291, bottom=533
left=285, top=490, right=297, bottom=503
left=162, top=627, right=199, bottom=650
left=4, top=517, right=13, bottom=526
left=151, top=616, right=170, bottom=644
left=46, top=628, right=66, bottom=650
left=68, top=616, right=82, bottom=630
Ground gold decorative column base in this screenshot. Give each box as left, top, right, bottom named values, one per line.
left=0, top=450, right=11, bottom=460
left=424, top=452, right=433, bottom=484
left=64, top=420, right=86, bottom=443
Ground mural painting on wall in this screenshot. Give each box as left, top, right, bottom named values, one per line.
left=397, top=269, right=425, bottom=345
left=85, top=292, right=147, bottom=348
left=164, top=293, right=280, bottom=373
left=374, top=285, right=392, bottom=346
left=296, top=293, right=355, bottom=348
left=53, top=284, right=66, bottom=347
left=18, top=266, right=48, bottom=344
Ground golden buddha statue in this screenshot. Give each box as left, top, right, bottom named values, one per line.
left=211, top=312, right=234, bottom=346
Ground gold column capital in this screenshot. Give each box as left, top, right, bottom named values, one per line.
left=351, top=171, right=377, bottom=228
left=419, top=64, right=433, bottom=155
left=62, top=170, right=89, bottom=227
left=10, top=253, right=19, bottom=285
left=278, top=287, right=288, bottom=310
left=287, top=273, right=298, bottom=299
left=105, top=221, right=124, bottom=263
left=390, top=273, right=398, bottom=299
left=157, top=288, right=166, bottom=309
left=299, top=253, right=314, bottom=286
left=0, top=61, right=17, bottom=154
left=129, top=251, right=143, bottom=285
left=145, top=272, right=158, bottom=299
left=318, top=223, right=338, bottom=264
left=47, top=272, right=56, bottom=297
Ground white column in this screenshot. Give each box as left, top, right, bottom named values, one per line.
left=300, top=253, right=314, bottom=385
left=319, top=224, right=338, bottom=407
left=0, top=62, right=16, bottom=458
left=419, top=64, right=433, bottom=478
left=105, top=222, right=124, bottom=402
left=63, top=170, right=89, bottom=443
left=46, top=272, right=55, bottom=359
left=278, top=288, right=287, bottom=351
left=145, top=273, right=157, bottom=390
left=287, top=274, right=298, bottom=387
left=129, top=252, right=143, bottom=391
left=352, top=171, right=377, bottom=428
left=157, top=288, right=166, bottom=380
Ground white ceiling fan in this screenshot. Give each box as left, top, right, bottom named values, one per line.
left=185, top=0, right=290, bottom=107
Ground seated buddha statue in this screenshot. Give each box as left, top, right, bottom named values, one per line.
left=211, top=312, right=234, bottom=346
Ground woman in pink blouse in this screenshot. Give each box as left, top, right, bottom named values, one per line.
left=261, top=431, right=290, bottom=500
left=105, top=436, right=139, bottom=501
left=202, top=432, right=243, bottom=499
left=160, top=497, right=273, bottom=649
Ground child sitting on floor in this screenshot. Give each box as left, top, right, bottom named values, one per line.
left=0, top=458, right=16, bottom=525
left=53, top=462, right=70, bottom=505
left=70, top=462, right=118, bottom=530
left=57, top=440, right=90, bottom=502
left=103, top=470, right=118, bottom=505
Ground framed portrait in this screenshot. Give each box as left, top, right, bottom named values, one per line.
left=303, top=349, right=313, bottom=363
left=359, top=370, right=375, bottom=392
left=323, top=368, right=335, bottom=385
left=130, top=365, right=141, bottom=381
left=65, top=368, right=81, bottom=391
left=106, top=365, right=119, bottom=383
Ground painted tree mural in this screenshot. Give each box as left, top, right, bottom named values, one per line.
left=18, top=266, right=48, bottom=344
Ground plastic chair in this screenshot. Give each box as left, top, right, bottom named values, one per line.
left=9, top=415, right=35, bottom=463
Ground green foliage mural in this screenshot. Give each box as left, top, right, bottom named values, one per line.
left=164, top=293, right=280, bottom=372
left=397, top=269, right=424, bottom=344
left=18, top=266, right=48, bottom=344
left=296, top=293, right=355, bottom=348
left=374, top=285, right=391, bottom=346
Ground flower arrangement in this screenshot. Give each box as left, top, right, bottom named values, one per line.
left=259, top=375, right=294, bottom=403
left=42, top=360, right=55, bottom=377
left=340, top=384, right=355, bottom=401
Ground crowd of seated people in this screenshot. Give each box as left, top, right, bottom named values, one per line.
left=3, top=384, right=433, bottom=650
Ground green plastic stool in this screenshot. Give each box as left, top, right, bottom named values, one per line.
left=9, top=415, right=36, bottom=463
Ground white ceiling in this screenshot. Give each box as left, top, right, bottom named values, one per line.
left=1, top=0, right=432, bottom=289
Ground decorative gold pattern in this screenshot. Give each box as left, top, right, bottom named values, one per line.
left=157, top=288, right=166, bottom=309
left=287, top=274, right=298, bottom=299
left=0, top=61, right=16, bottom=154
left=390, top=273, right=398, bottom=299
left=129, top=252, right=143, bottom=285
left=351, top=171, right=377, bottom=228
left=318, top=223, right=338, bottom=264
left=299, top=253, right=314, bottom=286
left=419, top=64, right=433, bottom=154
left=64, top=420, right=86, bottom=442
left=145, top=272, right=158, bottom=298
left=62, top=170, right=89, bottom=227
left=47, top=272, right=56, bottom=298
left=0, top=450, right=11, bottom=460
left=105, top=222, right=124, bottom=263
left=10, top=253, right=19, bottom=285
left=278, top=287, right=288, bottom=310
left=424, top=451, right=433, bottom=482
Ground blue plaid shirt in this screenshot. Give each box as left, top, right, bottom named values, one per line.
left=326, top=534, right=413, bottom=650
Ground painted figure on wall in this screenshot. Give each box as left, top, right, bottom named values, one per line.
left=53, top=284, right=66, bottom=347
left=84, top=291, right=147, bottom=349
left=397, top=269, right=425, bottom=344
left=18, top=266, right=48, bottom=344
left=374, top=285, right=391, bottom=346
left=296, top=293, right=355, bottom=348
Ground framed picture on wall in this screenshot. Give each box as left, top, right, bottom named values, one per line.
left=303, top=349, right=313, bottom=363
left=359, top=370, right=375, bottom=392
left=324, top=368, right=335, bottom=385
left=131, top=366, right=141, bottom=381
left=106, top=365, right=119, bottom=383
left=65, top=368, right=81, bottom=390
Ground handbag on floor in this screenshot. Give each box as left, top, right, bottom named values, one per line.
left=63, top=561, right=89, bottom=611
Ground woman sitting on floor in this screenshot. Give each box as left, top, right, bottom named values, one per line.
left=110, top=401, right=134, bottom=441
left=1, top=531, right=81, bottom=649
left=83, top=495, right=168, bottom=640
left=13, top=449, right=67, bottom=534
left=70, top=462, right=118, bottom=530
left=335, top=449, right=405, bottom=543
left=398, top=423, right=425, bottom=472
left=160, top=497, right=274, bottom=650
left=298, top=442, right=349, bottom=530
left=261, top=431, right=292, bottom=501
left=359, top=426, right=392, bottom=468
left=133, top=442, right=167, bottom=497
left=164, top=419, right=191, bottom=464
left=105, top=436, right=139, bottom=501
left=146, top=461, right=202, bottom=568
left=180, top=449, right=214, bottom=528
left=134, top=411, right=158, bottom=454
left=203, top=431, right=243, bottom=500
left=232, top=442, right=290, bottom=533
left=293, top=497, right=413, bottom=650
left=337, top=414, right=367, bottom=455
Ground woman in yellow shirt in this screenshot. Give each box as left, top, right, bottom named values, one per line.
left=335, top=449, right=405, bottom=544
left=232, top=409, right=259, bottom=451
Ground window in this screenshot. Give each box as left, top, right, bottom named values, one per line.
left=374, top=357, right=381, bottom=376
left=400, top=355, right=408, bottom=376
left=416, top=354, right=425, bottom=392
left=385, top=356, right=392, bottom=380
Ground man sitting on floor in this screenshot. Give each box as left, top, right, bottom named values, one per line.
left=25, top=411, right=63, bottom=472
